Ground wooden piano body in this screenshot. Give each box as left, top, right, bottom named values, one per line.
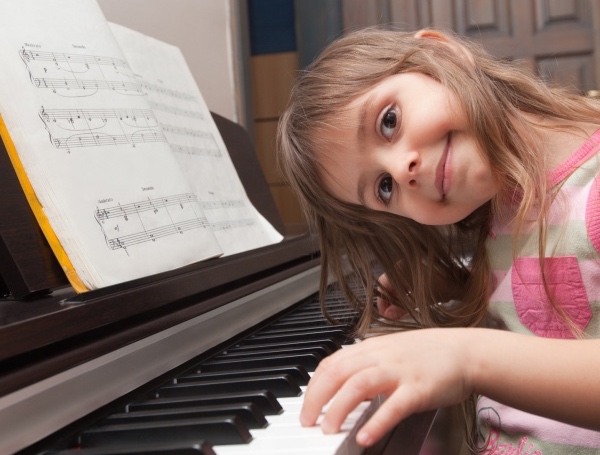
left=0, top=114, right=438, bottom=454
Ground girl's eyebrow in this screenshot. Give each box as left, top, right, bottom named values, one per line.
left=357, top=93, right=377, bottom=146
left=357, top=173, right=368, bottom=206
left=355, top=93, right=378, bottom=207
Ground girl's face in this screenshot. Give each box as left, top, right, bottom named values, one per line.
left=318, top=72, right=498, bottom=225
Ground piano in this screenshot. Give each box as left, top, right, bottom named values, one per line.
left=0, top=113, right=441, bottom=455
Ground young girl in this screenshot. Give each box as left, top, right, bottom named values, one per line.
left=277, top=28, right=600, bottom=454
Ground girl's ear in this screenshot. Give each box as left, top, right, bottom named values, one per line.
left=414, top=29, right=475, bottom=67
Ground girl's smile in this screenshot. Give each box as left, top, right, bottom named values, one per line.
left=435, top=132, right=451, bottom=200
left=318, top=72, right=498, bottom=225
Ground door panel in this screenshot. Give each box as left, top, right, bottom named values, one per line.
left=346, top=0, right=600, bottom=92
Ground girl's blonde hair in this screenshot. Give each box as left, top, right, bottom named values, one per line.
left=278, top=28, right=600, bottom=450
left=278, top=27, right=600, bottom=334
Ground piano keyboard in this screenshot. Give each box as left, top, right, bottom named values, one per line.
left=211, top=384, right=372, bottom=455
left=38, top=277, right=372, bottom=455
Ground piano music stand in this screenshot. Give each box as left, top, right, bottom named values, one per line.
left=0, top=134, right=69, bottom=299
left=0, top=113, right=285, bottom=299
left=211, top=112, right=285, bottom=235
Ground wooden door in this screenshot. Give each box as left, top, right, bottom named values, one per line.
left=342, top=0, right=600, bottom=93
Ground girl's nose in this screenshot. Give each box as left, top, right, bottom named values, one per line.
left=388, top=150, right=419, bottom=189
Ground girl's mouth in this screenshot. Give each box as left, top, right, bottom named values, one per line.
left=435, top=132, right=451, bottom=200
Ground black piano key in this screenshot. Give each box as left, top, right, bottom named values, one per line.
left=106, top=403, right=267, bottom=429
left=200, top=352, right=322, bottom=372
left=178, top=365, right=311, bottom=386
left=42, top=442, right=216, bottom=455
left=267, top=316, right=347, bottom=329
left=129, top=391, right=283, bottom=415
left=157, top=374, right=301, bottom=398
left=212, top=345, right=332, bottom=360
left=245, top=328, right=352, bottom=344
left=79, top=416, right=252, bottom=447
left=257, top=325, right=349, bottom=335
left=228, top=338, right=341, bottom=353
left=270, top=313, right=333, bottom=322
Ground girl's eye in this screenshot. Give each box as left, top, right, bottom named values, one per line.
left=380, top=107, right=398, bottom=140
left=377, top=175, right=393, bottom=205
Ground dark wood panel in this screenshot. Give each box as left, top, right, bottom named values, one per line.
left=0, top=135, right=69, bottom=298
left=342, top=0, right=390, bottom=30
left=211, top=112, right=284, bottom=234
left=382, top=0, right=600, bottom=91
left=538, top=54, right=596, bottom=92
left=460, top=0, right=511, bottom=37
left=535, top=0, right=588, bottom=31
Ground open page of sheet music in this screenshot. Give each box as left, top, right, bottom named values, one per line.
left=108, top=23, right=283, bottom=256
left=0, top=0, right=280, bottom=291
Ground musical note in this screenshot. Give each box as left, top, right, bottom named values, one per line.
left=139, top=80, right=196, bottom=102
left=95, top=193, right=210, bottom=251
left=95, top=194, right=197, bottom=221
left=39, top=107, right=164, bottom=150
left=105, top=218, right=210, bottom=250
left=148, top=100, right=204, bottom=119
left=210, top=219, right=255, bottom=231
left=21, top=49, right=130, bottom=71
left=200, top=200, right=245, bottom=210
left=22, top=47, right=140, bottom=98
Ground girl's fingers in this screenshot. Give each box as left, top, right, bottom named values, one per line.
left=301, top=338, right=398, bottom=427
left=356, top=386, right=424, bottom=447
left=319, top=366, right=390, bottom=433
left=300, top=351, right=359, bottom=425
left=301, top=329, right=471, bottom=447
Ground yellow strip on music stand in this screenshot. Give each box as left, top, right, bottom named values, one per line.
left=0, top=115, right=89, bottom=292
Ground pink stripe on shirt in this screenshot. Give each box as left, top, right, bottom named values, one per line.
left=479, top=397, right=600, bottom=448
left=547, top=129, right=600, bottom=186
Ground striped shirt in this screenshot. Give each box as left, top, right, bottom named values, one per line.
left=479, top=130, right=600, bottom=454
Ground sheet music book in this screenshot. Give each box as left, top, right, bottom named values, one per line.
left=0, top=0, right=282, bottom=292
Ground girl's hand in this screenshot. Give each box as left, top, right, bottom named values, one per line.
left=299, top=328, right=474, bottom=447
left=376, top=273, right=406, bottom=320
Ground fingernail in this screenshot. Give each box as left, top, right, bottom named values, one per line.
left=321, top=419, right=334, bottom=434
left=357, top=430, right=373, bottom=447
left=299, top=412, right=310, bottom=427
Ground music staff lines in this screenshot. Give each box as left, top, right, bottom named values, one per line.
left=163, top=121, right=221, bottom=157
left=210, top=219, right=255, bottom=231
left=95, top=193, right=210, bottom=251
left=95, top=194, right=198, bottom=221
left=20, top=49, right=129, bottom=70
left=21, top=46, right=140, bottom=97
left=161, top=122, right=220, bottom=143
left=148, top=100, right=204, bottom=119
left=41, top=107, right=156, bottom=124
left=32, top=77, right=142, bottom=94
left=39, top=106, right=166, bottom=150
left=95, top=194, right=257, bottom=251
left=141, top=80, right=196, bottom=102
left=95, top=196, right=244, bottom=221
left=200, top=200, right=245, bottom=210
left=107, top=218, right=209, bottom=250
left=52, top=130, right=165, bottom=149
left=170, top=143, right=221, bottom=158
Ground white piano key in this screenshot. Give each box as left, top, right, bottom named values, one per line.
left=212, top=386, right=370, bottom=455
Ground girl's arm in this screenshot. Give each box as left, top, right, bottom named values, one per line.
left=299, top=328, right=600, bottom=447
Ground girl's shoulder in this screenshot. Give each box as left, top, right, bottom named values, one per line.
left=547, top=128, right=600, bottom=187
